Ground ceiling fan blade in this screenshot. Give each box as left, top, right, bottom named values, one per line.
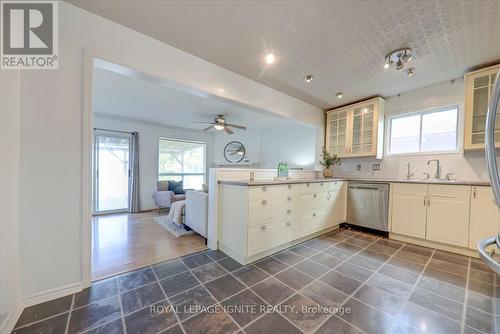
left=223, top=126, right=234, bottom=135
left=192, top=121, right=214, bottom=124
left=226, top=123, right=247, bottom=130
left=203, top=126, right=213, bottom=131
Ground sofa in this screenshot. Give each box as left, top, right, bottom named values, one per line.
left=185, top=190, right=209, bottom=238
left=152, top=181, right=188, bottom=211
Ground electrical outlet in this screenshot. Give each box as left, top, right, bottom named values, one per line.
left=356, top=164, right=361, bottom=171
left=372, top=164, right=380, bottom=171
left=250, top=172, right=254, bottom=181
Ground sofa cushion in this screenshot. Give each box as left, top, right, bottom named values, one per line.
left=174, top=194, right=186, bottom=201
left=168, top=180, right=185, bottom=195
left=157, top=180, right=169, bottom=191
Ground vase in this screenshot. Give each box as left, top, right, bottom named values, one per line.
left=323, top=168, right=333, bottom=178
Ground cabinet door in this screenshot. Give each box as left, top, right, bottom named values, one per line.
left=465, top=65, right=500, bottom=149
left=469, top=186, right=500, bottom=248
left=247, top=222, right=277, bottom=256
left=327, top=109, right=348, bottom=157
left=391, top=193, right=427, bottom=238
left=351, top=102, right=376, bottom=155
left=426, top=187, right=470, bottom=247
left=326, top=189, right=346, bottom=226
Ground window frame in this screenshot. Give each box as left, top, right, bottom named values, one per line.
left=386, top=104, right=460, bottom=157
left=157, top=137, right=207, bottom=189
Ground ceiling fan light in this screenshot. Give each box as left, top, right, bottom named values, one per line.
left=395, top=59, right=404, bottom=70
left=214, top=124, right=225, bottom=130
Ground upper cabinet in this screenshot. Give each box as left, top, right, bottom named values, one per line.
left=325, top=97, right=385, bottom=159
left=464, top=64, right=500, bottom=150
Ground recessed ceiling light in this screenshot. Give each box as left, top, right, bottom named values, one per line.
left=304, top=74, right=314, bottom=82
left=265, top=53, right=275, bottom=65
left=336, top=92, right=343, bottom=99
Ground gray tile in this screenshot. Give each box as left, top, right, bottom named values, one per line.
left=400, top=243, right=433, bottom=257
left=182, top=252, right=213, bottom=269
left=169, top=285, right=217, bottom=320
left=244, top=313, right=301, bottom=334
left=366, top=242, right=399, bottom=256
left=232, top=265, right=270, bottom=286
left=254, top=257, right=288, bottom=275
left=302, top=280, right=348, bottom=307
left=12, top=313, right=69, bottom=334
left=251, top=277, right=295, bottom=306
left=373, top=238, right=403, bottom=249
left=74, top=278, right=118, bottom=308
left=124, top=300, right=177, bottom=334
left=280, top=293, right=329, bottom=333
left=191, top=262, right=227, bottom=283
left=471, top=258, right=493, bottom=273
left=323, top=246, right=353, bottom=261
left=204, top=274, right=245, bottom=301
left=275, top=267, right=314, bottom=290
left=466, top=306, right=496, bottom=334
left=359, top=249, right=391, bottom=263
left=310, top=252, right=343, bottom=268
left=470, top=268, right=495, bottom=285
left=204, top=249, right=228, bottom=261
left=118, top=268, right=157, bottom=292
left=294, top=259, right=329, bottom=278
left=160, top=271, right=199, bottom=297
left=433, top=250, right=469, bottom=266
left=181, top=310, right=238, bottom=334
left=469, top=278, right=496, bottom=297
left=335, top=242, right=363, bottom=254
left=355, top=233, right=380, bottom=242
left=320, top=270, right=362, bottom=295
left=344, top=235, right=373, bottom=247
left=152, top=259, right=188, bottom=280
left=316, top=235, right=339, bottom=246
left=394, top=249, right=430, bottom=265
left=316, top=315, right=363, bottom=334
left=467, top=291, right=494, bottom=314
left=417, top=276, right=466, bottom=303
left=82, top=318, right=124, bottom=334
left=288, top=244, right=318, bottom=257
left=423, top=266, right=467, bottom=288
left=273, top=250, right=305, bottom=266
left=348, top=254, right=383, bottom=271
left=68, top=296, right=122, bottom=333
left=303, top=238, right=330, bottom=251
left=336, top=262, right=373, bottom=282
left=428, top=258, right=468, bottom=277
left=339, top=298, right=394, bottom=333
left=15, top=294, right=73, bottom=328
left=221, top=289, right=267, bottom=326
left=379, top=263, right=420, bottom=285
left=353, top=284, right=404, bottom=315
left=396, top=302, right=461, bottom=334
left=386, top=256, right=425, bottom=275
left=217, top=257, right=243, bottom=272
left=409, top=288, right=463, bottom=321
left=120, top=282, right=164, bottom=314
left=163, top=325, right=183, bottom=334
left=367, top=273, right=413, bottom=299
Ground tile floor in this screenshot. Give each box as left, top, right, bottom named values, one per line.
left=12, top=228, right=500, bottom=334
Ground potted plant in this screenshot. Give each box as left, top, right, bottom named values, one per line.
left=319, top=146, right=340, bottom=178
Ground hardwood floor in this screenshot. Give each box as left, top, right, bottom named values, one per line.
left=92, top=211, right=207, bottom=281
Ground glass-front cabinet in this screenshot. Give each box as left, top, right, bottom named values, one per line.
left=464, top=64, right=500, bottom=149
left=326, top=97, right=385, bottom=158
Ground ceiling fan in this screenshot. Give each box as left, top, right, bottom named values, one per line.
left=193, top=115, right=247, bottom=134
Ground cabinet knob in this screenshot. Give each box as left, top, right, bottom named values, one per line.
left=287, top=209, right=292, bottom=214
left=312, top=213, right=316, bottom=217
left=313, top=194, right=317, bottom=198
left=288, top=184, right=292, bottom=189
left=261, top=200, right=267, bottom=205
left=260, top=225, right=267, bottom=230
left=262, top=186, right=267, bottom=191
left=320, top=182, right=324, bottom=186
left=286, top=222, right=292, bottom=226
left=287, top=196, right=292, bottom=201
left=306, top=183, right=310, bottom=187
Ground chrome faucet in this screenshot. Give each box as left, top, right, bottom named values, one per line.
left=427, top=159, right=441, bottom=180
left=406, top=163, right=414, bottom=180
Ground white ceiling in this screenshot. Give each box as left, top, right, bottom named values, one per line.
left=71, top=0, right=500, bottom=109
left=93, top=61, right=305, bottom=132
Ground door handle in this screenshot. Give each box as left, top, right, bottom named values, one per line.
left=485, top=69, right=500, bottom=207
left=286, top=222, right=292, bottom=226
left=260, top=225, right=267, bottom=230
left=473, top=186, right=477, bottom=199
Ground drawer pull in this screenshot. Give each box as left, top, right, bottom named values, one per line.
left=313, top=194, right=317, bottom=198
left=287, top=209, right=292, bottom=214
left=261, top=186, right=267, bottom=191
left=261, top=200, right=267, bottom=205
left=312, top=213, right=316, bottom=217
left=286, top=222, right=292, bottom=226
left=306, top=183, right=310, bottom=187
left=260, top=225, right=267, bottom=230
left=287, top=197, right=292, bottom=201
left=288, top=184, right=292, bottom=189
left=320, top=182, right=324, bottom=186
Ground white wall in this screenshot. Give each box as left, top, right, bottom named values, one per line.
left=333, top=79, right=493, bottom=181
left=0, top=71, right=22, bottom=332
left=213, top=131, right=261, bottom=165
left=17, top=1, right=322, bottom=299
left=94, top=114, right=214, bottom=210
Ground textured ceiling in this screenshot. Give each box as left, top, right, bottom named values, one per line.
left=70, top=0, right=500, bottom=109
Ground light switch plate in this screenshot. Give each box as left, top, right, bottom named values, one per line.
left=372, top=164, right=380, bottom=171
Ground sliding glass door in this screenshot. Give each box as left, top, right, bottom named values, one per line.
left=93, top=131, right=131, bottom=214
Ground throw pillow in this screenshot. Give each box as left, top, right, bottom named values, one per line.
left=168, top=180, right=184, bottom=195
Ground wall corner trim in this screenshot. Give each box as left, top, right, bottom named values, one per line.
left=0, top=302, right=24, bottom=334
left=21, top=282, right=83, bottom=309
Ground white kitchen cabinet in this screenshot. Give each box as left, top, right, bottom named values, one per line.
left=326, top=182, right=346, bottom=226
left=325, top=97, right=385, bottom=159
left=390, top=184, right=427, bottom=239
left=464, top=64, right=500, bottom=150
left=469, top=186, right=500, bottom=248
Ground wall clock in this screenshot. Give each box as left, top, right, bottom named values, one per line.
left=224, top=141, right=246, bottom=163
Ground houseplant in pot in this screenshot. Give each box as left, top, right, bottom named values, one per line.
left=319, top=146, right=340, bottom=178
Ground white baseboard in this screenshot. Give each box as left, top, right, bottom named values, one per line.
left=22, top=282, right=83, bottom=309
left=0, top=301, right=23, bottom=334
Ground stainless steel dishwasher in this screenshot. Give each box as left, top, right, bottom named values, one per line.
left=347, top=182, right=389, bottom=233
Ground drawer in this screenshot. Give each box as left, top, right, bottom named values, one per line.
left=300, top=192, right=327, bottom=210
left=391, top=183, right=427, bottom=195
left=277, top=219, right=300, bottom=245
left=428, top=184, right=470, bottom=198
left=328, top=181, right=344, bottom=191
left=300, top=208, right=327, bottom=236
left=300, top=182, right=329, bottom=194
left=249, top=198, right=282, bottom=224
left=281, top=183, right=302, bottom=196
left=247, top=221, right=277, bottom=256
left=249, top=185, right=283, bottom=200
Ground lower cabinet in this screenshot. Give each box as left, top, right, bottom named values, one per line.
left=469, top=186, right=500, bottom=248
left=326, top=188, right=346, bottom=226
left=391, top=184, right=427, bottom=239
left=247, top=221, right=278, bottom=256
